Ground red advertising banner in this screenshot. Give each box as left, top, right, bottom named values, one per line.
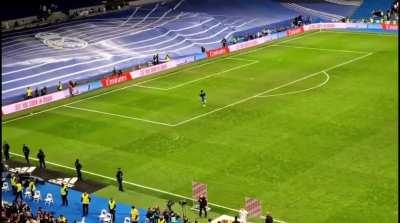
left=245, top=197, right=262, bottom=217
left=206, top=47, right=230, bottom=58
left=192, top=181, right=208, bottom=200
left=286, top=26, right=304, bottom=37
left=381, top=23, right=398, bottom=30
left=101, top=72, right=132, bottom=87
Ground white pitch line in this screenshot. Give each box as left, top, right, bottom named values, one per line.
left=172, top=53, right=372, bottom=126
left=321, top=30, right=398, bottom=36
left=0, top=30, right=332, bottom=125
left=63, top=105, right=174, bottom=127
left=131, top=84, right=168, bottom=91
left=165, top=61, right=259, bottom=90
left=7, top=152, right=242, bottom=214
left=134, top=58, right=234, bottom=86
left=256, top=71, right=330, bottom=98
left=271, top=44, right=368, bottom=54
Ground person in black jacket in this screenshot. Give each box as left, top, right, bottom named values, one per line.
left=265, top=213, right=273, bottom=223
left=22, top=144, right=30, bottom=165
left=37, top=149, right=46, bottom=169
left=3, top=141, right=10, bottom=161
left=198, top=195, right=207, bottom=218
left=75, top=159, right=83, bottom=181
left=116, top=168, right=123, bottom=192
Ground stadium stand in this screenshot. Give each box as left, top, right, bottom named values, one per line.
left=351, top=0, right=395, bottom=19
left=280, top=0, right=359, bottom=21
left=2, top=0, right=302, bottom=105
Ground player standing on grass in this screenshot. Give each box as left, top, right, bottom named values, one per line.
left=199, top=90, right=207, bottom=107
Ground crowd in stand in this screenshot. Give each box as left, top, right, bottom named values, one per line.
left=0, top=201, right=67, bottom=223
left=371, top=0, right=399, bottom=21
left=228, top=15, right=310, bottom=45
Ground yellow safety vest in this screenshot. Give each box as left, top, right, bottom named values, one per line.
left=11, top=176, right=16, bottom=186
left=27, top=88, right=32, bottom=97
left=61, top=186, right=67, bottom=196
left=109, top=200, right=116, bottom=210
left=58, top=216, right=66, bottom=222
left=29, top=181, right=35, bottom=191
left=158, top=218, right=166, bottom=223
left=16, top=183, right=22, bottom=192
left=82, top=194, right=90, bottom=204
left=131, top=208, right=139, bottom=221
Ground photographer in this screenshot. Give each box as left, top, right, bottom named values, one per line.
left=198, top=195, right=207, bottom=218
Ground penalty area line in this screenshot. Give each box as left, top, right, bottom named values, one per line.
left=63, top=105, right=174, bottom=127
left=172, top=53, right=372, bottom=126
left=256, top=71, right=330, bottom=98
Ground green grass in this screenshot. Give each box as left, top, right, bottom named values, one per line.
left=2, top=30, right=398, bottom=223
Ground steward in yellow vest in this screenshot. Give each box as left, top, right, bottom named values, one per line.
left=28, top=179, right=36, bottom=195
left=61, top=183, right=69, bottom=206
left=81, top=192, right=91, bottom=216
left=58, top=215, right=67, bottom=223
left=108, top=198, right=117, bottom=222
left=14, top=181, right=23, bottom=202
left=131, top=206, right=139, bottom=223
left=11, top=175, right=17, bottom=195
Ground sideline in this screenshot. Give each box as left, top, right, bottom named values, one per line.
left=8, top=152, right=288, bottom=223
left=2, top=31, right=320, bottom=125
left=61, top=53, right=371, bottom=127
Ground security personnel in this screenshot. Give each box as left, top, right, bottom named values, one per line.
left=131, top=205, right=139, bottom=223
left=116, top=168, right=123, bottom=192
left=81, top=192, right=91, bottom=217
left=108, top=197, right=117, bottom=222
left=58, top=214, right=67, bottom=223
left=28, top=179, right=36, bottom=196
left=14, top=180, right=23, bottom=202
left=37, top=149, right=46, bottom=169
left=61, top=183, right=69, bottom=206
left=11, top=173, right=18, bottom=195
left=22, top=144, right=30, bottom=165
left=158, top=215, right=166, bottom=223
left=3, top=141, right=10, bottom=161
left=75, top=159, right=82, bottom=181
left=26, top=87, right=33, bottom=99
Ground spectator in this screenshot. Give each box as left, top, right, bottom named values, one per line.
left=57, top=81, right=63, bottom=91
left=34, top=88, right=40, bottom=97
left=40, top=86, right=47, bottom=96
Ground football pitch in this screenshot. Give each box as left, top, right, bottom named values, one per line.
left=2, top=30, right=398, bottom=223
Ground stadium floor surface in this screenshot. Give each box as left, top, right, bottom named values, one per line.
left=2, top=30, right=398, bottom=223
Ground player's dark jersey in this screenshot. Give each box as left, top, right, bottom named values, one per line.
left=199, top=91, right=206, bottom=101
